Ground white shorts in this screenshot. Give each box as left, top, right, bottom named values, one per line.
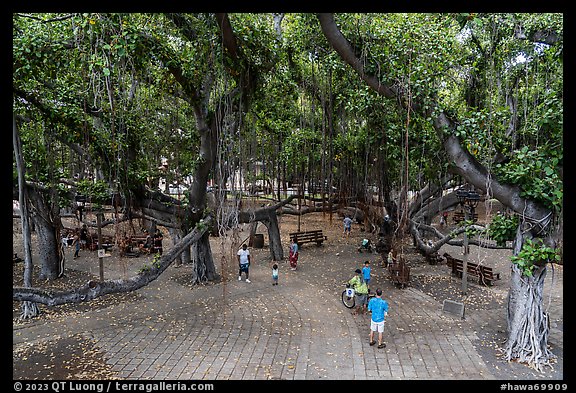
left=371, top=320, right=385, bottom=333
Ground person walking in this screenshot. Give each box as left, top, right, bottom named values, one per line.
left=348, top=268, right=369, bottom=315
left=440, top=211, right=449, bottom=227
left=362, top=260, right=371, bottom=289
left=237, top=243, right=251, bottom=283
left=153, top=229, right=163, bottom=255
left=343, top=215, right=352, bottom=238
left=271, top=262, right=279, bottom=286
left=368, top=288, right=389, bottom=349
left=387, top=249, right=397, bottom=267
left=289, top=238, right=299, bottom=270
left=80, top=224, right=88, bottom=250
left=72, top=229, right=80, bottom=259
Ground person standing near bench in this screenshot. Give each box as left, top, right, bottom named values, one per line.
left=289, top=238, right=299, bottom=270
left=368, top=288, right=389, bottom=349
left=237, top=243, right=251, bottom=283
left=153, top=229, right=163, bottom=256
left=80, top=224, right=88, bottom=250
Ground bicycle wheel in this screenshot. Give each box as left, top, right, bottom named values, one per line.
left=342, top=290, right=355, bottom=308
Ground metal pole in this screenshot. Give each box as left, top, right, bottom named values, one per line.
left=97, top=212, right=104, bottom=282
left=462, top=207, right=469, bottom=295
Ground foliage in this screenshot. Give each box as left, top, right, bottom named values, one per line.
left=494, top=146, right=563, bottom=211
left=76, top=179, right=111, bottom=206
left=195, top=219, right=208, bottom=232
left=511, top=238, right=560, bottom=277
left=487, top=212, right=519, bottom=247
left=458, top=219, right=480, bottom=238
left=139, top=253, right=162, bottom=273
left=12, top=13, right=562, bottom=226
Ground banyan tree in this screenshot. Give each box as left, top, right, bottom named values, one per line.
left=13, top=13, right=562, bottom=371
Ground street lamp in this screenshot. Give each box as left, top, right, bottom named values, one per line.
left=456, top=188, right=480, bottom=295
left=75, top=194, right=87, bottom=223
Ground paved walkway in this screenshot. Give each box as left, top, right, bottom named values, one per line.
left=13, top=226, right=563, bottom=381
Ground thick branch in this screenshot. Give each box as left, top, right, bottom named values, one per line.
left=317, top=13, right=397, bottom=100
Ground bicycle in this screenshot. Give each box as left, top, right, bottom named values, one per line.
left=341, top=284, right=374, bottom=309
left=342, top=283, right=356, bottom=308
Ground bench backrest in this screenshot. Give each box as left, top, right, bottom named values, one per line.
left=289, top=230, right=324, bottom=236
left=479, top=266, right=495, bottom=276
left=453, top=260, right=497, bottom=276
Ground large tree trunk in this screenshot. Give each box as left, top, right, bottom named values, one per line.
left=504, top=225, right=556, bottom=371
left=191, top=232, right=218, bottom=283
left=27, top=188, right=61, bottom=281
left=262, top=213, right=283, bottom=261
left=13, top=114, right=39, bottom=318
left=168, top=227, right=183, bottom=267
left=506, top=263, right=554, bottom=371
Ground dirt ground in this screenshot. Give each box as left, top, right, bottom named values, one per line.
left=12, top=200, right=563, bottom=380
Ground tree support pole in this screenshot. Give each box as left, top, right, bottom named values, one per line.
left=97, top=212, right=104, bottom=281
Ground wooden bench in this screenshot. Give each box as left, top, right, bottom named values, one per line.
left=452, top=211, right=479, bottom=224
left=289, top=230, right=327, bottom=247
left=129, top=235, right=153, bottom=254
left=129, top=235, right=149, bottom=244
left=443, top=252, right=501, bottom=286
left=444, top=252, right=459, bottom=269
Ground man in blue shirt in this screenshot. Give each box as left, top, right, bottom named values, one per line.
left=367, top=288, right=389, bottom=348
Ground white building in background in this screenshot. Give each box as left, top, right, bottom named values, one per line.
left=157, top=156, right=191, bottom=198
left=157, top=157, right=273, bottom=197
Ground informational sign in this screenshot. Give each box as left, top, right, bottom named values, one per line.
left=97, top=249, right=111, bottom=258
left=442, top=299, right=465, bottom=319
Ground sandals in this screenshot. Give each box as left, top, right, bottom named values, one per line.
left=377, top=343, right=386, bottom=349
left=369, top=341, right=376, bottom=346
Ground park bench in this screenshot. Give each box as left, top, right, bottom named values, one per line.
left=443, top=252, right=501, bottom=286
left=129, top=234, right=148, bottom=244
left=289, top=229, right=327, bottom=247
left=129, top=234, right=153, bottom=254
left=452, top=211, right=479, bottom=224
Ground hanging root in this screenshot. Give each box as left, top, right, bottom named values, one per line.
left=19, top=301, right=40, bottom=320
left=504, top=282, right=556, bottom=372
